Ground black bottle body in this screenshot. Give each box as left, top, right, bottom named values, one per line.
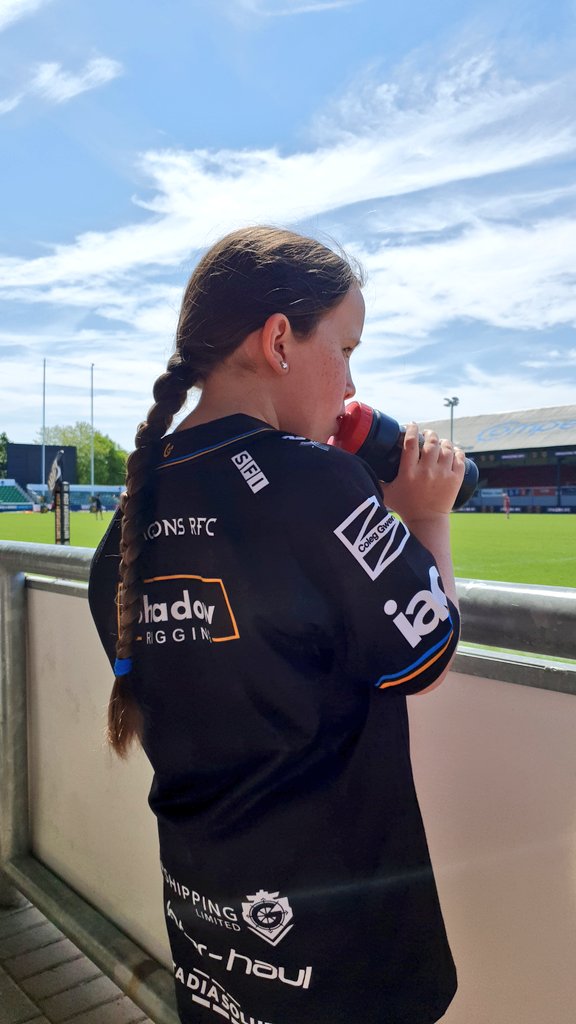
left=335, top=406, right=479, bottom=510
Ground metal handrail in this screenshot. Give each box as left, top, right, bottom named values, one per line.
left=0, top=538, right=93, bottom=578
left=2, top=539, right=575, bottom=654
left=455, top=577, right=576, bottom=660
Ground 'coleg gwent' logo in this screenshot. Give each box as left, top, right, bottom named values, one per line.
left=334, top=496, right=409, bottom=580
left=241, top=890, right=294, bottom=946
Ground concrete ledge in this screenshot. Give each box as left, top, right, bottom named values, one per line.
left=2, top=858, right=178, bottom=1024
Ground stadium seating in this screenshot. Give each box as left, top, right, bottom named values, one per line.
left=0, top=481, right=33, bottom=506
left=67, top=491, right=121, bottom=510
left=24, top=484, right=123, bottom=511
left=481, top=465, right=575, bottom=488
left=69, top=490, right=97, bottom=509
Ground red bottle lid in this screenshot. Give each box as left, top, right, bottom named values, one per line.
left=331, top=401, right=374, bottom=455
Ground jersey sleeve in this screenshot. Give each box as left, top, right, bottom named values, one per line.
left=285, top=447, right=460, bottom=696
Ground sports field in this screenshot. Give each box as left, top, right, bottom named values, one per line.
left=450, top=514, right=574, bottom=588
left=0, top=511, right=116, bottom=550
left=0, top=510, right=574, bottom=587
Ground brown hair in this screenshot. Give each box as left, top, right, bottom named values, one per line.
left=109, top=226, right=362, bottom=756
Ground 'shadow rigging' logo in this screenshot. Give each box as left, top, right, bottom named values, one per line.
left=135, top=574, right=240, bottom=646
left=241, top=890, right=294, bottom=946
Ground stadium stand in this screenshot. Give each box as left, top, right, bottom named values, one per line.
left=478, top=466, right=560, bottom=488
left=0, top=479, right=33, bottom=510
left=27, top=484, right=123, bottom=511
left=7, top=443, right=77, bottom=491
left=421, top=405, right=576, bottom=513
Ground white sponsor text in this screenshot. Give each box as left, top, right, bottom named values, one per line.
left=384, top=566, right=449, bottom=648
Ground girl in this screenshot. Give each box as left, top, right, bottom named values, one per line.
left=89, top=226, right=464, bottom=1024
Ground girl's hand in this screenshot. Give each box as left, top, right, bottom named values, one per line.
left=380, top=423, right=466, bottom=523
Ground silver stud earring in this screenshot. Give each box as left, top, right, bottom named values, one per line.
left=280, top=360, right=288, bottom=370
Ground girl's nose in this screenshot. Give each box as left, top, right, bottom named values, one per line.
left=344, top=368, right=356, bottom=401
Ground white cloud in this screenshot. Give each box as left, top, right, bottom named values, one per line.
left=0, top=56, right=123, bottom=117
left=0, top=92, right=22, bottom=114
left=2, top=45, right=576, bottom=444
left=522, top=348, right=576, bottom=369
left=357, top=216, right=576, bottom=341
left=0, top=52, right=574, bottom=291
left=355, top=363, right=576, bottom=429
left=0, top=322, right=182, bottom=448
left=0, top=0, right=51, bottom=32
left=237, top=0, right=361, bottom=14
left=29, top=57, right=123, bottom=103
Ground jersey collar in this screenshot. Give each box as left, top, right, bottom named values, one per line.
left=157, top=415, right=276, bottom=469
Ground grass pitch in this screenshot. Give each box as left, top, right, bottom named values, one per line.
left=0, top=510, right=574, bottom=588
left=0, top=510, right=115, bottom=549
left=450, top=513, right=574, bottom=589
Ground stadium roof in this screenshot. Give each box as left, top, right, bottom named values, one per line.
left=420, top=405, right=576, bottom=453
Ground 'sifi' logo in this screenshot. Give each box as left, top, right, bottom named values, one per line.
left=241, top=890, right=294, bottom=946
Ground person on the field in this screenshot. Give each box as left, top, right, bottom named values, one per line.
left=503, top=491, right=511, bottom=519
left=89, top=226, right=465, bottom=1024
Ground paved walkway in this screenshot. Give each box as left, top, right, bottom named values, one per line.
left=0, top=897, right=156, bottom=1024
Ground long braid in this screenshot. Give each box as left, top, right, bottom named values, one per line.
left=109, top=354, right=195, bottom=756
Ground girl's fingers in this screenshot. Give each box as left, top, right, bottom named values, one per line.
left=402, top=422, right=421, bottom=465
left=421, top=429, right=441, bottom=461
left=453, top=446, right=467, bottom=479
left=438, top=438, right=455, bottom=463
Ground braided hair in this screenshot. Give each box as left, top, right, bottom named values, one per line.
left=109, top=226, right=363, bottom=756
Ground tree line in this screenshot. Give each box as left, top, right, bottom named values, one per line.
left=0, top=424, right=128, bottom=485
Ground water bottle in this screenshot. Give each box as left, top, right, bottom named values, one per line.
left=330, top=401, right=478, bottom=510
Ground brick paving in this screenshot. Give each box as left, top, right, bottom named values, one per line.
left=0, top=898, right=156, bottom=1024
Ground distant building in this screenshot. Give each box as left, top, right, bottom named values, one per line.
left=420, top=405, right=576, bottom=513
left=7, top=444, right=78, bottom=490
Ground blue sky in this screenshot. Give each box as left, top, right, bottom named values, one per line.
left=1, top=0, right=576, bottom=452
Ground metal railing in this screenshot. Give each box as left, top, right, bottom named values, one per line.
left=1, top=540, right=575, bottom=1024
left=452, top=577, right=576, bottom=694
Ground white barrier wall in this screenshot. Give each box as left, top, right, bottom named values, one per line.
left=408, top=674, right=576, bottom=1024
left=27, top=586, right=170, bottom=967
left=26, top=587, right=576, bottom=1024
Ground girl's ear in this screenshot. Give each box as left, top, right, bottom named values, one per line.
left=260, top=313, right=292, bottom=375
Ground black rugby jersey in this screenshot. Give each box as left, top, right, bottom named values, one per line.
left=89, top=414, right=459, bottom=1024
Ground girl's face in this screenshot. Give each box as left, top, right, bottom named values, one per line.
left=281, top=285, right=365, bottom=443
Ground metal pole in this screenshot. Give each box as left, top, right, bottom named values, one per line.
left=0, top=557, right=29, bottom=905
left=90, top=364, right=95, bottom=491
left=444, top=396, right=459, bottom=443
left=41, top=358, right=46, bottom=487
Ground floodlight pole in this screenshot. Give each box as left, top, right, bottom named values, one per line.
left=444, top=395, right=460, bottom=443
left=90, top=364, right=95, bottom=491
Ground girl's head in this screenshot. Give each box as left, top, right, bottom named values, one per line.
left=109, top=226, right=363, bottom=755
left=176, top=225, right=361, bottom=372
